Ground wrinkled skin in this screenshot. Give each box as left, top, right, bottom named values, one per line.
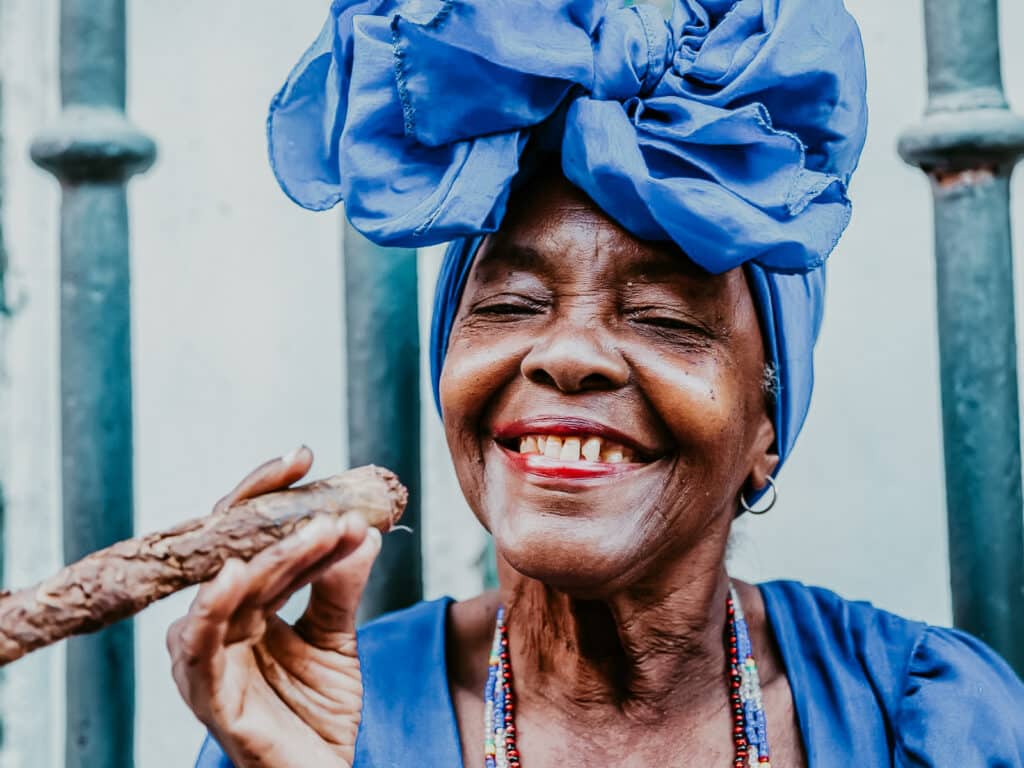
left=169, top=173, right=805, bottom=767
left=441, top=173, right=778, bottom=595
left=440, top=173, right=801, bottom=766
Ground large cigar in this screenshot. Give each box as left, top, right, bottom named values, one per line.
left=0, top=465, right=407, bottom=666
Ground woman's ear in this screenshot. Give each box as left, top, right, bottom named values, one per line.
left=747, top=415, right=780, bottom=492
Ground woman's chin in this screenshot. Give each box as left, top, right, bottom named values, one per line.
left=492, top=517, right=650, bottom=596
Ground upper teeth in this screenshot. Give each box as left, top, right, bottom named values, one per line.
left=518, top=435, right=635, bottom=464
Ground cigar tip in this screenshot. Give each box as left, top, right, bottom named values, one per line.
left=370, top=466, right=409, bottom=527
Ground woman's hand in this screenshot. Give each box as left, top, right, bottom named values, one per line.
left=167, top=447, right=382, bottom=768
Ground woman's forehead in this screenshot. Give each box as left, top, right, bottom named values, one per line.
left=474, top=237, right=713, bottom=288
left=475, top=174, right=718, bottom=287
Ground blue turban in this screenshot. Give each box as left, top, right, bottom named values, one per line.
left=268, top=0, right=868, bottom=470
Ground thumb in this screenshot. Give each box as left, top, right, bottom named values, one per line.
left=295, top=517, right=382, bottom=648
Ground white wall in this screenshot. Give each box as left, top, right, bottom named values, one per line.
left=0, top=1, right=1022, bottom=765
left=2, top=1, right=63, bottom=765
left=128, top=3, right=350, bottom=764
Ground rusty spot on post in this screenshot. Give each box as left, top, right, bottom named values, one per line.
left=931, top=164, right=998, bottom=190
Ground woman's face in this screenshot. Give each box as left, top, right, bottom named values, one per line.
left=440, top=174, right=779, bottom=595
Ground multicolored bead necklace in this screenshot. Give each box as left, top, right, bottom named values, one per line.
left=483, top=584, right=771, bottom=767
left=728, top=584, right=772, bottom=766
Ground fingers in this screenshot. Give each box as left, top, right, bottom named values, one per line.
left=169, top=514, right=349, bottom=660
left=174, top=558, right=249, bottom=658
left=167, top=516, right=363, bottom=714
left=167, top=557, right=249, bottom=714
left=262, top=519, right=370, bottom=617
left=168, top=499, right=378, bottom=716
left=212, top=445, right=314, bottom=515
left=211, top=515, right=353, bottom=645
left=295, top=517, right=382, bottom=648
left=250, top=515, right=370, bottom=614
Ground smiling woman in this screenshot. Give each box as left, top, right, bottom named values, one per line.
left=440, top=172, right=778, bottom=597
left=172, top=1, right=1024, bottom=767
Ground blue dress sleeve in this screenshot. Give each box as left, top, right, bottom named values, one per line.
left=896, top=627, right=1024, bottom=767
left=194, top=734, right=230, bottom=767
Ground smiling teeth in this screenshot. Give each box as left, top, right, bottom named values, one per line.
left=560, top=437, right=581, bottom=461
left=517, top=435, right=635, bottom=463
left=602, top=447, right=624, bottom=464
left=544, top=435, right=563, bottom=458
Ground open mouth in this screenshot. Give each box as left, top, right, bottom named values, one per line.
left=508, top=434, right=638, bottom=463
left=491, top=418, right=664, bottom=479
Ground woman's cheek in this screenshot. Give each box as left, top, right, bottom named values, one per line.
left=633, top=355, right=746, bottom=452
left=439, top=329, right=525, bottom=421
left=439, top=328, right=528, bottom=517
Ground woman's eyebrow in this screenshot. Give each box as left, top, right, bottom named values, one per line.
left=620, top=251, right=709, bottom=284
left=475, top=243, right=553, bottom=276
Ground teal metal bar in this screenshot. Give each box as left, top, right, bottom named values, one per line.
left=30, top=0, right=155, bottom=763
left=899, top=0, right=1024, bottom=674
left=344, top=225, right=422, bottom=621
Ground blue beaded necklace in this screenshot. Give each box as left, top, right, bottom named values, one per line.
left=483, top=584, right=772, bottom=767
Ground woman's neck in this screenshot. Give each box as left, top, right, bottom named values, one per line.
left=498, top=533, right=733, bottom=725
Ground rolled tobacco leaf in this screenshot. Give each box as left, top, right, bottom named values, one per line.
left=0, top=465, right=407, bottom=666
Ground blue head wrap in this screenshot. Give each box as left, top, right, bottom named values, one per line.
left=268, top=0, right=867, bottom=470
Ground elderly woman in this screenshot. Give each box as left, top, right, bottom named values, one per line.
left=172, top=1, right=1024, bottom=765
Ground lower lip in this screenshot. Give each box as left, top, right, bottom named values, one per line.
left=499, top=445, right=647, bottom=479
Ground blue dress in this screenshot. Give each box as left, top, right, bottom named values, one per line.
left=196, top=581, right=1024, bottom=766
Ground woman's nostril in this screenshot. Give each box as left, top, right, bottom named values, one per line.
left=579, top=373, right=618, bottom=392
left=527, top=369, right=558, bottom=388
left=525, top=366, right=622, bottom=393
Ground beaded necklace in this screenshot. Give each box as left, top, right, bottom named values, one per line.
left=483, top=584, right=771, bottom=767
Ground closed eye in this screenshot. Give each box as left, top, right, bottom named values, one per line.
left=634, top=315, right=694, bottom=330
left=627, top=310, right=712, bottom=334
left=478, top=303, right=540, bottom=315
left=625, top=307, right=719, bottom=345
left=469, top=294, right=548, bottom=317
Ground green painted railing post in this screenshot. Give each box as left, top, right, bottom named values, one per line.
left=899, top=0, right=1024, bottom=674
left=344, top=225, right=422, bottom=621
left=29, top=0, right=155, bottom=764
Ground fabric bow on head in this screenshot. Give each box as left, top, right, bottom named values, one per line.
left=269, top=0, right=868, bottom=472
left=269, top=0, right=867, bottom=275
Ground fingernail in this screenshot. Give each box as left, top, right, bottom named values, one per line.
left=280, top=446, right=302, bottom=465
left=366, top=527, right=382, bottom=550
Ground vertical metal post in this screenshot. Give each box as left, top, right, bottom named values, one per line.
left=30, top=0, right=155, bottom=764
left=344, top=225, right=422, bottom=621
left=899, top=0, right=1024, bottom=673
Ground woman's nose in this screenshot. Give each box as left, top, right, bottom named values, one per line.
left=521, top=322, right=630, bottom=393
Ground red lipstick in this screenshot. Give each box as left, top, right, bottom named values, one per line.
left=499, top=446, right=643, bottom=479
left=491, top=416, right=658, bottom=459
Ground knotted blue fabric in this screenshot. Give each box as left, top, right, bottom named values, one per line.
left=269, top=0, right=868, bottom=467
